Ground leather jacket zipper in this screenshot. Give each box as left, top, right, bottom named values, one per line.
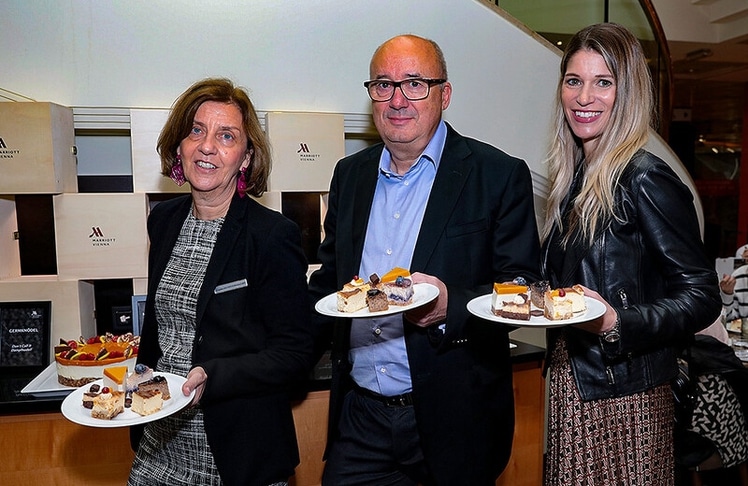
left=618, top=288, right=629, bottom=308
left=605, top=288, right=629, bottom=385
left=606, top=366, right=615, bottom=385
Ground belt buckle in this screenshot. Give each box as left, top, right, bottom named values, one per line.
left=386, top=394, right=411, bottom=407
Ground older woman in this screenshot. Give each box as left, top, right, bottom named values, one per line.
left=129, top=78, right=314, bottom=486
left=540, top=24, right=721, bottom=485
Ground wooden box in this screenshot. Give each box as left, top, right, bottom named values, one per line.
left=0, top=102, right=78, bottom=194
left=130, top=109, right=189, bottom=194
left=0, top=277, right=95, bottom=360
left=53, top=193, right=148, bottom=280
left=265, top=112, right=344, bottom=192
left=0, top=197, right=21, bottom=279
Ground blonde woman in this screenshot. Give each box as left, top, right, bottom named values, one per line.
left=540, top=23, right=721, bottom=485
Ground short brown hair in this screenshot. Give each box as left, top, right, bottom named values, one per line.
left=157, top=77, right=271, bottom=197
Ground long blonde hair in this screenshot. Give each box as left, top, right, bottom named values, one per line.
left=541, top=23, right=655, bottom=247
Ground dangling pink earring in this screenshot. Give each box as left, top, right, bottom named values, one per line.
left=170, top=155, right=186, bottom=186
left=237, top=167, right=248, bottom=198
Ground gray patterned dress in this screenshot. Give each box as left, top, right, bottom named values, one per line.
left=128, top=212, right=224, bottom=486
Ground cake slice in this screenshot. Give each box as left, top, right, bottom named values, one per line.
left=337, top=288, right=367, bottom=313
left=131, top=389, right=163, bottom=416
left=564, top=285, right=587, bottom=314
left=82, top=392, right=98, bottom=410
left=498, top=293, right=531, bottom=320
left=544, top=289, right=574, bottom=320
left=366, top=288, right=389, bottom=312
left=491, top=282, right=529, bottom=314
left=138, top=375, right=171, bottom=400
left=91, top=390, right=125, bottom=420
left=383, top=276, right=414, bottom=306
left=103, top=365, right=128, bottom=392
left=529, top=281, right=549, bottom=309
left=126, top=363, right=154, bottom=391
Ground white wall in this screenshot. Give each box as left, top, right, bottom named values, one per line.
left=2, top=0, right=558, bottom=187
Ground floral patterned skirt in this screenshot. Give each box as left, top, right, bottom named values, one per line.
left=544, top=337, right=675, bottom=486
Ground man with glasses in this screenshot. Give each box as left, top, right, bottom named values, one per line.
left=309, top=34, right=540, bottom=485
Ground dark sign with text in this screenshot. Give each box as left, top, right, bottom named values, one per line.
left=0, top=301, right=51, bottom=369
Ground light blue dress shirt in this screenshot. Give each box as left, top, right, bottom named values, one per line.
left=349, top=120, right=447, bottom=396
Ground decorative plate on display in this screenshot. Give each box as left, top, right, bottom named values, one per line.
left=466, top=294, right=606, bottom=328
left=314, top=283, right=439, bottom=318
left=61, top=372, right=194, bottom=428
left=21, top=362, right=76, bottom=397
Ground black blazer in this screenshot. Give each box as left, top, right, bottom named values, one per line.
left=309, top=123, right=541, bottom=484
left=132, top=193, right=314, bottom=486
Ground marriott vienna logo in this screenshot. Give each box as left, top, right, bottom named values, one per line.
left=88, top=226, right=116, bottom=247
left=296, top=142, right=321, bottom=163
left=0, top=136, right=21, bottom=159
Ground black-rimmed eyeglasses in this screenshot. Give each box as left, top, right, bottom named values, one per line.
left=363, top=78, right=447, bottom=102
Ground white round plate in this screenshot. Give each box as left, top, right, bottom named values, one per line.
left=315, top=283, right=439, bottom=318
left=466, top=294, right=606, bottom=328
left=61, top=372, right=194, bottom=428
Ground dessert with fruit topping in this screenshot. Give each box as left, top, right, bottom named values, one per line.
left=55, top=333, right=139, bottom=387
left=336, top=275, right=371, bottom=313
left=366, top=288, right=389, bottom=312
left=103, top=365, right=128, bottom=392
left=380, top=267, right=410, bottom=283
left=383, top=275, right=414, bottom=306
left=491, top=282, right=530, bottom=315
left=333, top=269, right=416, bottom=312
left=126, top=363, right=154, bottom=392
left=544, top=285, right=586, bottom=320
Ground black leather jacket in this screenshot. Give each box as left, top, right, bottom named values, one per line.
left=542, top=150, right=721, bottom=401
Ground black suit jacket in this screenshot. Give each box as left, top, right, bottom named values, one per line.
left=309, top=123, right=541, bottom=484
left=132, top=194, right=314, bottom=486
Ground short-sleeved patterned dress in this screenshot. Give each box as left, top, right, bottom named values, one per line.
left=128, top=212, right=224, bottom=486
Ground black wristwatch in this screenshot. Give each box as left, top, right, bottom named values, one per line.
left=600, top=315, right=621, bottom=343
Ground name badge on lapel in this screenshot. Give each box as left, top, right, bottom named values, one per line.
left=214, top=279, right=248, bottom=294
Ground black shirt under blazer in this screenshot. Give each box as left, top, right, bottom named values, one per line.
left=132, top=193, right=314, bottom=486
left=309, top=123, right=541, bottom=484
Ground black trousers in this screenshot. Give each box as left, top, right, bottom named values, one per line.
left=322, top=388, right=430, bottom=486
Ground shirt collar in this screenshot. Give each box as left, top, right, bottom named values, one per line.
left=379, top=120, right=447, bottom=177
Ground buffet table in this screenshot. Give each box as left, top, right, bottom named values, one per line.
left=0, top=340, right=545, bottom=486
